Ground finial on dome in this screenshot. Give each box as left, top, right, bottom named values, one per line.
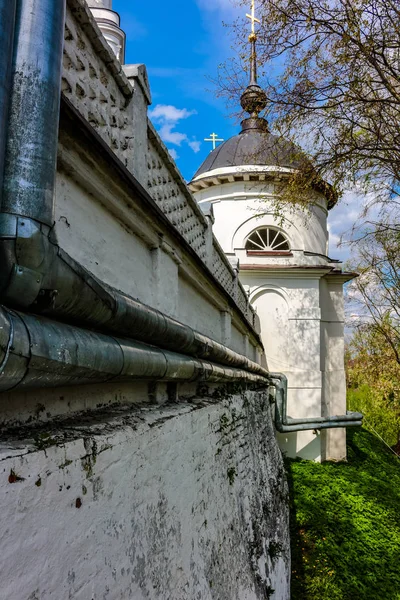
left=240, top=1, right=268, bottom=129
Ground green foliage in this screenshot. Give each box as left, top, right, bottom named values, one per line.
left=346, top=314, right=400, bottom=447
left=348, top=385, right=400, bottom=447
left=287, top=429, right=400, bottom=599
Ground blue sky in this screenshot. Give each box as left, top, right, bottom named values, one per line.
left=112, top=0, right=363, bottom=263
left=114, top=0, right=242, bottom=181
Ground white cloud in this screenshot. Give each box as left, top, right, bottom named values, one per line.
left=327, top=187, right=381, bottom=262
left=149, top=103, right=201, bottom=155
left=188, top=140, right=201, bottom=153
left=159, top=124, right=188, bottom=146
left=150, top=104, right=196, bottom=122
left=168, top=148, right=179, bottom=160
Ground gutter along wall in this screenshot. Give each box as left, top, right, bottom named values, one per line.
left=0, top=1, right=291, bottom=598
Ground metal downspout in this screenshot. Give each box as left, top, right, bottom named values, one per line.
left=2, top=0, right=66, bottom=225
left=269, top=373, right=363, bottom=432
left=0, top=0, right=17, bottom=195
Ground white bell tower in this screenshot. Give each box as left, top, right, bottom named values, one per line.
left=189, top=0, right=358, bottom=462
left=87, top=0, right=126, bottom=64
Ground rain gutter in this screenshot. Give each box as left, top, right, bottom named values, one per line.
left=270, top=373, right=363, bottom=432
left=0, top=307, right=266, bottom=392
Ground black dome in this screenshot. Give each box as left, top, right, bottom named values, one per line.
left=193, top=118, right=309, bottom=179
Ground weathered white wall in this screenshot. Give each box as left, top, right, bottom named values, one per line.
left=320, top=277, right=347, bottom=461
left=246, top=274, right=324, bottom=461
left=55, top=171, right=158, bottom=307
left=0, top=391, right=290, bottom=600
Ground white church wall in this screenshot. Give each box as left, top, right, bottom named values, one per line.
left=152, top=246, right=180, bottom=316
left=196, top=183, right=329, bottom=258
left=241, top=273, right=325, bottom=461
left=0, top=391, right=290, bottom=600
left=209, top=198, right=238, bottom=251
left=55, top=171, right=159, bottom=308
left=247, top=277, right=322, bottom=377
left=320, top=278, right=347, bottom=461
left=178, top=277, right=223, bottom=342
left=55, top=162, right=263, bottom=360
left=193, top=169, right=351, bottom=461
left=277, top=429, right=322, bottom=462
left=230, top=324, right=247, bottom=355
left=250, top=287, right=290, bottom=373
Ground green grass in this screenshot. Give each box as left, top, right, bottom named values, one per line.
left=287, top=428, right=400, bottom=600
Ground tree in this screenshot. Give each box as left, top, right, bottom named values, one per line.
left=346, top=225, right=400, bottom=447
left=347, top=225, right=400, bottom=362
left=225, top=0, right=400, bottom=206
left=346, top=322, right=400, bottom=447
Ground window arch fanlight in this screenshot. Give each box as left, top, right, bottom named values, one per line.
left=245, top=227, right=290, bottom=253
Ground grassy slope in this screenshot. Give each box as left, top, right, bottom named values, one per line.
left=287, top=429, right=400, bottom=600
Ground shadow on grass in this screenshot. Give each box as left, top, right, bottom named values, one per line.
left=285, top=428, right=400, bottom=600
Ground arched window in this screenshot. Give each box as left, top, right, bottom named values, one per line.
left=245, top=227, right=290, bottom=253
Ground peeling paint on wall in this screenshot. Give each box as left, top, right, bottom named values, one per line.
left=0, top=391, right=290, bottom=599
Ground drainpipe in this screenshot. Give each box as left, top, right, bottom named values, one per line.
left=0, top=307, right=267, bottom=392
left=0, top=0, right=267, bottom=382
left=0, top=0, right=17, bottom=194
left=2, top=0, right=66, bottom=225
left=270, top=373, right=363, bottom=432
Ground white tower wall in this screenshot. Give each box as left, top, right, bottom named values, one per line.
left=192, top=170, right=349, bottom=461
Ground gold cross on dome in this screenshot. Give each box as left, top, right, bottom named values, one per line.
left=246, top=0, right=260, bottom=35
left=204, top=132, right=224, bottom=151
